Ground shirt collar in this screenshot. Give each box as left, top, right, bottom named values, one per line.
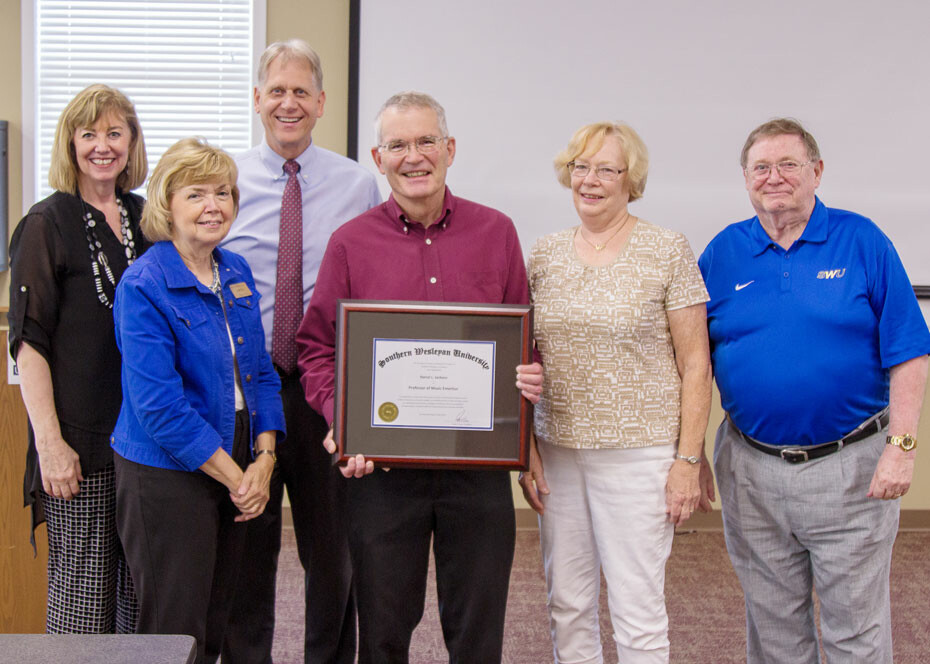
left=384, top=186, right=456, bottom=231
left=258, top=138, right=317, bottom=182
left=798, top=197, right=829, bottom=244
left=748, top=196, right=828, bottom=255
left=154, top=241, right=230, bottom=291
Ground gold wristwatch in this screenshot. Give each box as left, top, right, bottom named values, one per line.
left=885, top=434, right=917, bottom=452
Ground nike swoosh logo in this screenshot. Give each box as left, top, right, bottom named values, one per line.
left=734, top=281, right=754, bottom=291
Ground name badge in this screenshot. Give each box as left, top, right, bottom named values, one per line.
left=229, top=282, right=253, bottom=298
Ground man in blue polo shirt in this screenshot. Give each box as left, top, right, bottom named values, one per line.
left=699, top=118, right=930, bottom=663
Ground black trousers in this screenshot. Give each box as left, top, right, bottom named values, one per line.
left=222, top=370, right=355, bottom=664
left=115, top=409, right=250, bottom=664
left=347, top=467, right=516, bottom=664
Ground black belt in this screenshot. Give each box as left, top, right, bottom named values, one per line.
left=732, top=409, right=889, bottom=464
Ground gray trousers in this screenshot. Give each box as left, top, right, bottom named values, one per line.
left=714, top=417, right=899, bottom=664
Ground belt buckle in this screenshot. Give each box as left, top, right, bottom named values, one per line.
left=780, top=448, right=809, bottom=463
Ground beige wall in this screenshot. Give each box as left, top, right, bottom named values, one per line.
left=0, top=0, right=21, bottom=305
left=2, top=2, right=929, bottom=512
left=266, top=0, right=352, bottom=156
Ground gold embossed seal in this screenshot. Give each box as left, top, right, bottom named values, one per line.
left=378, top=402, right=399, bottom=422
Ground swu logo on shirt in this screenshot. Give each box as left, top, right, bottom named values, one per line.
left=817, top=268, right=846, bottom=279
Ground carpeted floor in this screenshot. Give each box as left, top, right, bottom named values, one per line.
left=270, top=529, right=930, bottom=663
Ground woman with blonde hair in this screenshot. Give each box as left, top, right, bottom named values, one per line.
left=520, top=122, right=714, bottom=663
left=112, top=137, right=285, bottom=664
left=8, top=83, right=148, bottom=633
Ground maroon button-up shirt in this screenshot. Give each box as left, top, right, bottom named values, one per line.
left=297, top=187, right=530, bottom=424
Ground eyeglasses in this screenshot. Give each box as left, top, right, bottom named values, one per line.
left=746, top=160, right=815, bottom=180
left=567, top=161, right=626, bottom=181
left=377, top=135, right=447, bottom=156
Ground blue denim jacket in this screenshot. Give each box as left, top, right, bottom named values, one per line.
left=111, top=241, right=285, bottom=471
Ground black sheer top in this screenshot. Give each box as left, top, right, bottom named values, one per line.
left=8, top=190, right=146, bottom=521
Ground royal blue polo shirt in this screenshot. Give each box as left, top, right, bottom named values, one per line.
left=699, top=197, right=930, bottom=446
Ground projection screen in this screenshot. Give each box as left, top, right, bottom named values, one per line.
left=355, top=1, right=930, bottom=288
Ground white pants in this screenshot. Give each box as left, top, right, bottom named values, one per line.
left=538, top=441, right=675, bottom=664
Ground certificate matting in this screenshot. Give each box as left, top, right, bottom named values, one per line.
left=334, top=300, right=533, bottom=469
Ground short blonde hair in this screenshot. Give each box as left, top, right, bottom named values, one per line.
left=553, top=122, right=649, bottom=202
left=49, top=84, right=148, bottom=195
left=141, top=137, right=239, bottom=243
left=258, top=39, right=323, bottom=91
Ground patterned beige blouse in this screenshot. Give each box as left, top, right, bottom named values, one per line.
left=528, top=220, right=709, bottom=449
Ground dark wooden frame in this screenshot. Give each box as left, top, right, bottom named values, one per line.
left=334, top=300, right=533, bottom=470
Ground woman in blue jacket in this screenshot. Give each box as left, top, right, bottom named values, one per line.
left=111, top=137, right=285, bottom=664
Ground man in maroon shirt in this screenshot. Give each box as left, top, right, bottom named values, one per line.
left=297, top=91, right=543, bottom=663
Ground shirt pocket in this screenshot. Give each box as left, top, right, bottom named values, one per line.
left=231, top=294, right=259, bottom=313
left=231, top=294, right=262, bottom=332
left=230, top=294, right=266, bottom=352
left=456, top=270, right=504, bottom=303
left=170, top=302, right=209, bottom=330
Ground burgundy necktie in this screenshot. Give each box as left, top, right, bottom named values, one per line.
left=271, top=159, right=303, bottom=373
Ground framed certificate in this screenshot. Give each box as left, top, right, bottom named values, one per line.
left=334, top=300, right=533, bottom=470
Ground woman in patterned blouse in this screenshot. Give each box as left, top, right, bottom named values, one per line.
left=519, top=122, right=714, bottom=664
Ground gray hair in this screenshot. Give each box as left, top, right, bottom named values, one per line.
left=257, top=39, right=323, bottom=91
left=374, top=91, right=448, bottom=144
left=740, top=117, right=821, bottom=168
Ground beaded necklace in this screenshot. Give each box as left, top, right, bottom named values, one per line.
left=209, top=256, right=222, bottom=297
left=82, top=196, right=137, bottom=309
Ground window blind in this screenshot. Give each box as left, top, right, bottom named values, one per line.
left=33, top=0, right=255, bottom=199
